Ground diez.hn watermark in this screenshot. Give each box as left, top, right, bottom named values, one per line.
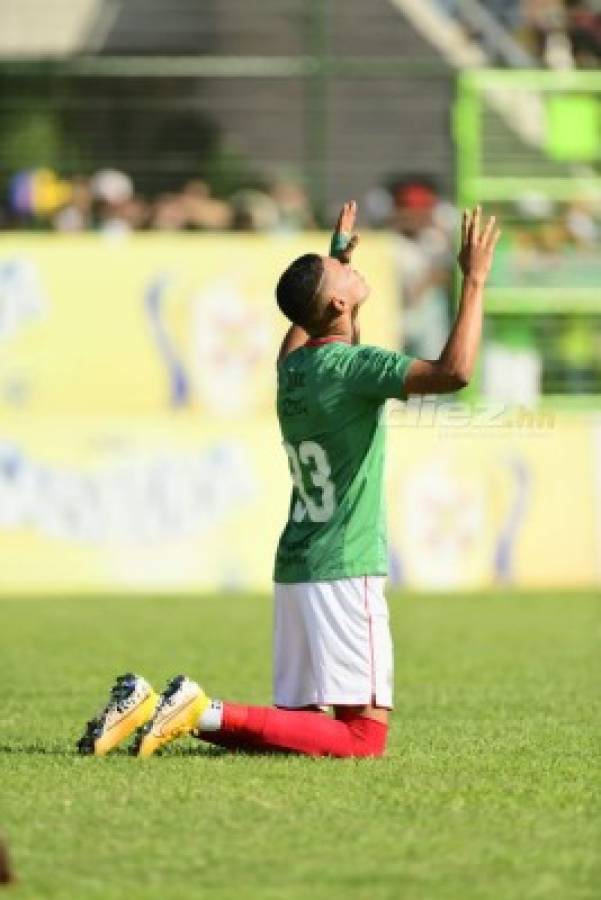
left=388, top=397, right=556, bottom=433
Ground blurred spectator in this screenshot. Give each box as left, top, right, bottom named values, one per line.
left=363, top=184, right=394, bottom=228
left=388, top=177, right=455, bottom=360
left=90, top=168, right=133, bottom=207
left=179, top=180, right=232, bottom=230
left=565, top=0, right=601, bottom=65
left=150, top=193, right=188, bottom=231
left=90, top=168, right=137, bottom=235
left=53, top=176, right=92, bottom=232
left=230, top=189, right=280, bottom=231
left=437, top=0, right=601, bottom=67
left=565, top=199, right=599, bottom=246
left=523, top=0, right=573, bottom=67
left=7, top=167, right=72, bottom=225
left=521, top=0, right=601, bottom=68
left=269, top=179, right=316, bottom=232
left=483, top=320, right=542, bottom=406
left=1, top=170, right=316, bottom=233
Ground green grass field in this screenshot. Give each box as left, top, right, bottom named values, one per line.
left=1, top=591, right=599, bottom=900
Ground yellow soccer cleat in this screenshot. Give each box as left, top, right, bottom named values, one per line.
left=132, top=675, right=210, bottom=758
left=77, top=673, right=158, bottom=757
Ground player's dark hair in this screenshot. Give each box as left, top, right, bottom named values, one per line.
left=276, top=253, right=324, bottom=328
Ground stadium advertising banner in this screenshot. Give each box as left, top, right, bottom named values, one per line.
left=386, top=411, right=598, bottom=589
left=0, top=413, right=598, bottom=593
left=0, top=235, right=599, bottom=593
left=0, top=233, right=399, bottom=416
left=0, top=417, right=286, bottom=593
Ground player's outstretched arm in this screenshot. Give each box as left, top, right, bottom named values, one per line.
left=330, top=200, right=359, bottom=263
left=403, top=206, right=500, bottom=395
left=331, top=201, right=361, bottom=344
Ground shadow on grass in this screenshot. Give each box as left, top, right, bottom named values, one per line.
left=0, top=743, right=272, bottom=759
left=0, top=743, right=73, bottom=757
left=165, top=743, right=299, bottom=758
left=0, top=743, right=138, bottom=758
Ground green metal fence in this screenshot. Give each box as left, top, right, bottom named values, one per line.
left=455, top=70, right=601, bottom=401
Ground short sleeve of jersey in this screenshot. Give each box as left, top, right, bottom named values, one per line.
left=341, top=345, right=415, bottom=401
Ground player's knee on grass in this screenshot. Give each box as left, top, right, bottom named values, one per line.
left=350, top=718, right=388, bottom=757
left=335, top=706, right=389, bottom=757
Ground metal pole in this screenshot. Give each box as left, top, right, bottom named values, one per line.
left=303, top=0, right=328, bottom=224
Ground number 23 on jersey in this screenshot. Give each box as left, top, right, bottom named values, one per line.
left=284, top=441, right=336, bottom=523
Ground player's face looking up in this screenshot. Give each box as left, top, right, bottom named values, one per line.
left=307, top=256, right=369, bottom=340
left=321, top=256, right=370, bottom=312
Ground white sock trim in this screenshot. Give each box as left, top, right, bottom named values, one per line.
left=198, top=699, right=223, bottom=732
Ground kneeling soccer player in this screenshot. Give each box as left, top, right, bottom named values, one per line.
left=78, top=202, right=499, bottom=759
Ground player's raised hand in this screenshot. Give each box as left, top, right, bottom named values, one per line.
left=457, top=205, right=501, bottom=282
left=330, top=200, right=359, bottom=264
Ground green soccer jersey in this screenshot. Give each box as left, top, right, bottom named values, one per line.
left=274, top=338, right=414, bottom=583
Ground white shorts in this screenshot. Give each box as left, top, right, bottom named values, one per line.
left=273, top=576, right=394, bottom=709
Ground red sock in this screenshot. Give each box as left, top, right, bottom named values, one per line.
left=200, top=704, right=388, bottom=758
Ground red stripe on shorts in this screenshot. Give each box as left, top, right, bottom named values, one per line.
left=363, top=575, right=376, bottom=704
